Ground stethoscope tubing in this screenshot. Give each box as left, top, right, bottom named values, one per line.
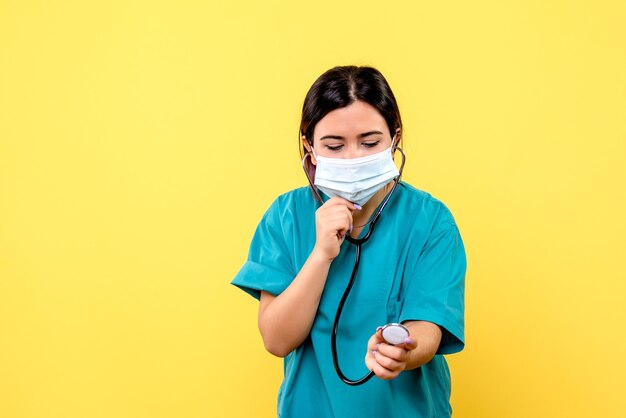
left=331, top=242, right=376, bottom=385
left=302, top=145, right=406, bottom=386
left=330, top=175, right=400, bottom=385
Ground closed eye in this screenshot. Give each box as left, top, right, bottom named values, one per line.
left=363, top=141, right=380, bottom=148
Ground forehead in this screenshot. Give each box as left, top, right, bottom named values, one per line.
left=314, top=101, right=387, bottom=137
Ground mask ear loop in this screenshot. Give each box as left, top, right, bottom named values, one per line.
left=301, top=151, right=325, bottom=204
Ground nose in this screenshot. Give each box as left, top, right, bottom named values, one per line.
left=343, top=144, right=360, bottom=159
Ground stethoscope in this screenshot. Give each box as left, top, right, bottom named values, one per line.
left=302, top=144, right=410, bottom=386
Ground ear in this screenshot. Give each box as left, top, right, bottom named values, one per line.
left=302, top=135, right=317, bottom=165
left=391, top=129, right=402, bottom=161
left=393, top=128, right=402, bottom=148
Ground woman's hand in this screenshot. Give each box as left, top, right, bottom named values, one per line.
left=313, top=197, right=360, bottom=260
left=364, top=327, right=418, bottom=380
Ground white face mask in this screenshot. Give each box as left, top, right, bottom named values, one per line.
left=312, top=135, right=399, bottom=206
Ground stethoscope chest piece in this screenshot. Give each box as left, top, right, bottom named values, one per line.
left=381, top=323, right=410, bottom=345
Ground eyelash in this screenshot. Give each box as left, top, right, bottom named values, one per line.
left=326, top=141, right=380, bottom=151
left=363, top=141, right=380, bottom=148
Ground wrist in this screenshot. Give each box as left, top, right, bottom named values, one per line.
left=405, top=342, right=427, bottom=370
left=401, top=321, right=442, bottom=370
left=310, top=246, right=335, bottom=265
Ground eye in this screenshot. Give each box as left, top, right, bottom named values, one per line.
left=326, top=144, right=343, bottom=151
left=362, top=141, right=380, bottom=148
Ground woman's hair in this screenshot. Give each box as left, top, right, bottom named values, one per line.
left=299, top=65, right=403, bottom=180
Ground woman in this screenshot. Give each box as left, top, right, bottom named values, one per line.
left=232, top=65, right=466, bottom=417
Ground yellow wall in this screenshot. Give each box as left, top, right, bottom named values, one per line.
left=1, top=1, right=624, bottom=417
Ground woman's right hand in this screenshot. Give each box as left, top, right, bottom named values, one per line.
left=312, top=197, right=361, bottom=260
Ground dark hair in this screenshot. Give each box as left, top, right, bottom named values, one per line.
left=299, top=65, right=403, bottom=180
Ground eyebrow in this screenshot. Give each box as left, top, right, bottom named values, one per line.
left=319, top=130, right=384, bottom=141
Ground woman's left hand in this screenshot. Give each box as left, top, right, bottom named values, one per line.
left=364, top=327, right=418, bottom=380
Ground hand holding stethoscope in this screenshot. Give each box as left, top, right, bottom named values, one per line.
left=366, top=324, right=418, bottom=380
left=312, top=196, right=362, bottom=261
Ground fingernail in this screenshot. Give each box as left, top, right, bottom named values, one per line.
left=376, top=326, right=383, bottom=332
left=376, top=343, right=381, bottom=348
left=404, top=338, right=414, bottom=345
left=372, top=350, right=377, bottom=356
left=354, top=203, right=362, bottom=210
left=348, top=225, right=353, bottom=233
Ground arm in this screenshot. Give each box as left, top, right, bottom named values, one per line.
left=258, top=251, right=330, bottom=357
left=365, top=208, right=466, bottom=379
left=258, top=197, right=359, bottom=357
left=402, top=320, right=442, bottom=369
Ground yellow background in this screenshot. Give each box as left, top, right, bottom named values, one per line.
left=1, top=1, right=625, bottom=417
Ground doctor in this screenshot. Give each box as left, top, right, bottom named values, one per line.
left=232, top=65, right=466, bottom=417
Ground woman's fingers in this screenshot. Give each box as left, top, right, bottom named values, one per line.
left=313, top=197, right=358, bottom=260
left=376, top=343, right=409, bottom=362
left=400, top=337, right=417, bottom=351
left=367, top=327, right=385, bottom=351
left=323, top=196, right=361, bottom=212
left=368, top=352, right=401, bottom=380
left=312, top=196, right=362, bottom=259
left=318, top=197, right=360, bottom=236
left=365, top=328, right=408, bottom=380
left=321, top=206, right=353, bottom=236
left=365, top=326, right=418, bottom=380
left=372, top=350, right=404, bottom=372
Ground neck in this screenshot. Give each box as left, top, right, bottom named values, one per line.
left=352, top=180, right=396, bottom=228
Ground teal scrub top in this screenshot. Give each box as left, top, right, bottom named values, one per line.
left=231, top=182, right=466, bottom=418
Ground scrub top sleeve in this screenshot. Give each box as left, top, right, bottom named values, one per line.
left=231, top=197, right=296, bottom=301
left=399, top=215, right=467, bottom=355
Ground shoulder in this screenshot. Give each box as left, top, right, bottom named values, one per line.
left=273, top=186, right=316, bottom=206
left=260, top=186, right=317, bottom=223
left=267, top=186, right=316, bottom=212
left=396, top=182, right=459, bottom=234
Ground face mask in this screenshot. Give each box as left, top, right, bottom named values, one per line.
left=312, top=136, right=399, bottom=206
